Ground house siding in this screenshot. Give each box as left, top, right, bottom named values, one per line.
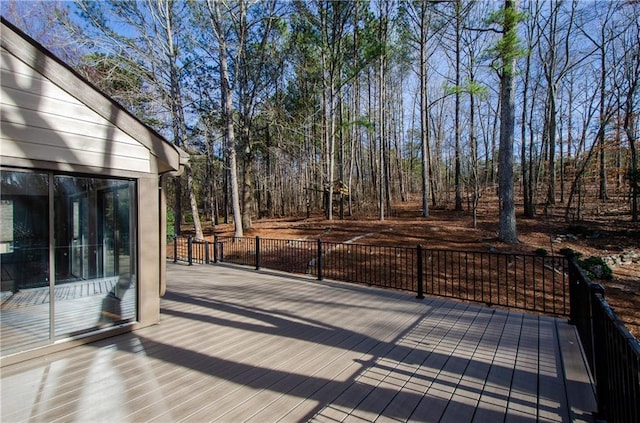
left=1, top=48, right=151, bottom=173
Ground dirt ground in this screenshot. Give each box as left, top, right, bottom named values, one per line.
left=189, top=197, right=640, bottom=339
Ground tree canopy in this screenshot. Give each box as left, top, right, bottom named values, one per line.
left=2, top=0, right=639, bottom=234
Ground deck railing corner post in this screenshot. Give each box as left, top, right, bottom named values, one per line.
left=317, top=238, right=323, bottom=281
left=187, top=235, right=193, bottom=266
left=173, top=235, right=177, bottom=263
left=213, top=235, right=219, bottom=263
left=416, top=244, right=424, bottom=299
left=256, top=236, right=261, bottom=270
left=567, top=258, right=578, bottom=324
left=205, top=240, right=210, bottom=264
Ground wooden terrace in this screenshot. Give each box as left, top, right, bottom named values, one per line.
left=1, top=263, right=597, bottom=422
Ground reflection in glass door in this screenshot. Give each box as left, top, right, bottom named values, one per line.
left=0, top=170, right=51, bottom=356
left=69, top=195, right=89, bottom=281
left=1, top=170, right=137, bottom=356
left=54, top=176, right=136, bottom=338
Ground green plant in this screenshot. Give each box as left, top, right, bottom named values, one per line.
left=534, top=248, right=548, bottom=256
left=559, top=247, right=582, bottom=259
left=166, top=208, right=175, bottom=239
left=579, top=256, right=613, bottom=280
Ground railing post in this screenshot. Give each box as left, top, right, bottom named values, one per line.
left=590, top=283, right=607, bottom=420
left=416, top=244, right=424, bottom=299
left=255, top=236, right=261, bottom=270
left=568, top=257, right=584, bottom=325
left=213, top=235, right=218, bottom=263
left=173, top=236, right=177, bottom=263
left=317, top=239, right=323, bottom=281
left=205, top=241, right=210, bottom=264
left=187, top=235, right=193, bottom=266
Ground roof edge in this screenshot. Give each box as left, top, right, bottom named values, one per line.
left=0, top=16, right=187, bottom=174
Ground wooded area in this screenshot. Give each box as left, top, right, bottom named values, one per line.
left=2, top=0, right=639, bottom=242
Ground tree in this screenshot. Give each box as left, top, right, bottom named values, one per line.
left=461, top=3, right=491, bottom=228
left=577, top=2, right=620, bottom=202
left=197, top=0, right=244, bottom=237
left=493, top=0, right=523, bottom=243
left=28, top=0, right=635, bottom=227
left=70, top=0, right=204, bottom=239
left=520, top=0, right=542, bottom=218
left=77, top=53, right=148, bottom=117
left=400, top=0, right=441, bottom=218
left=616, top=4, right=640, bottom=221
left=295, top=1, right=358, bottom=220
left=0, top=0, right=80, bottom=64
left=537, top=0, right=578, bottom=207
left=453, top=0, right=464, bottom=212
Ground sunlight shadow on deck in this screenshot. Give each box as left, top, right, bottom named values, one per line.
left=0, top=263, right=596, bottom=422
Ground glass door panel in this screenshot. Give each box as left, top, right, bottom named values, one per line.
left=54, top=176, right=136, bottom=338
left=0, top=170, right=51, bottom=355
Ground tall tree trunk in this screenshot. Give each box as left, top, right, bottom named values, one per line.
left=622, top=31, right=639, bottom=221
left=209, top=0, right=243, bottom=237
left=598, top=46, right=609, bottom=201
left=546, top=85, right=557, bottom=206
left=497, top=0, right=519, bottom=243
left=377, top=1, right=388, bottom=220
left=470, top=84, right=479, bottom=228
left=184, top=167, right=203, bottom=239
left=162, top=1, right=203, bottom=239
left=454, top=0, right=463, bottom=212
left=338, top=93, right=345, bottom=219
left=419, top=3, right=430, bottom=217
left=521, top=35, right=532, bottom=217
left=241, top=147, right=253, bottom=232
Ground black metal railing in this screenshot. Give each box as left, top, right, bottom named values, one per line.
left=569, top=259, right=640, bottom=423
left=169, top=235, right=570, bottom=316
left=168, top=235, right=640, bottom=422
left=321, top=242, right=417, bottom=292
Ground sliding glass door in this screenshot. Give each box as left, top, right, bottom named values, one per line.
left=1, top=169, right=137, bottom=356
left=53, top=176, right=137, bottom=337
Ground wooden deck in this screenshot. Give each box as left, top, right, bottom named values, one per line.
left=1, top=263, right=597, bottom=422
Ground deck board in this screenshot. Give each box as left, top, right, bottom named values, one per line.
left=1, top=263, right=597, bottom=422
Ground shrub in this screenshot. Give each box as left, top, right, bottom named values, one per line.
left=559, top=247, right=582, bottom=259
left=166, top=208, right=175, bottom=239
left=534, top=248, right=548, bottom=256
left=567, top=224, right=593, bottom=237
left=579, top=256, right=613, bottom=280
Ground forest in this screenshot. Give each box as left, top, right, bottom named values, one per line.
left=2, top=0, right=639, bottom=243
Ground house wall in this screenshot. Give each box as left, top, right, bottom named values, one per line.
left=138, top=176, right=162, bottom=326
left=0, top=20, right=180, bottom=366
left=1, top=48, right=152, bottom=175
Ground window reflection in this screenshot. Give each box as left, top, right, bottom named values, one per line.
left=0, top=170, right=50, bottom=354
left=53, top=176, right=136, bottom=337
left=0, top=170, right=137, bottom=356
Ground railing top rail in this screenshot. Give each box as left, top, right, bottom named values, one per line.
left=593, top=290, right=640, bottom=354
left=200, top=235, right=568, bottom=260
left=250, top=237, right=316, bottom=243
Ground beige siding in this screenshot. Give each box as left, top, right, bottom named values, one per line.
left=137, top=176, right=161, bottom=327
left=1, top=48, right=150, bottom=173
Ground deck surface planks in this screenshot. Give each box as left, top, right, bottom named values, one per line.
left=1, top=263, right=597, bottom=422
